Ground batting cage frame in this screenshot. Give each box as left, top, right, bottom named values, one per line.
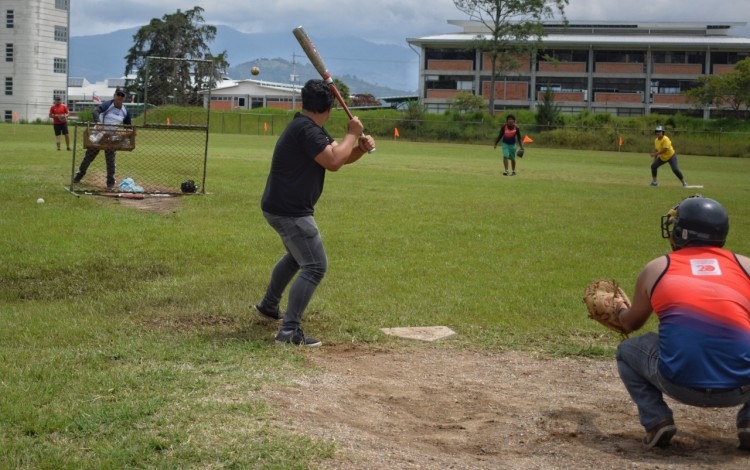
left=67, top=57, right=214, bottom=198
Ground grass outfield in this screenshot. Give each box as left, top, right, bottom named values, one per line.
left=2, top=123, right=750, bottom=467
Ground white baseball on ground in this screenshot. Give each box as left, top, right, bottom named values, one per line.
left=37, top=198, right=45, bottom=204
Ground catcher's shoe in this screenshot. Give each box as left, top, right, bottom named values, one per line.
left=254, top=304, right=283, bottom=323
left=643, top=419, right=676, bottom=449
left=739, top=420, right=750, bottom=451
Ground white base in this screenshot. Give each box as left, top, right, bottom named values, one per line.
left=380, top=326, right=457, bottom=342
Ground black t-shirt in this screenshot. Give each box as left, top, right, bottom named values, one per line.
left=261, top=113, right=334, bottom=217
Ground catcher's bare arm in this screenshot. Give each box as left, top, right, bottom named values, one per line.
left=618, top=256, right=668, bottom=332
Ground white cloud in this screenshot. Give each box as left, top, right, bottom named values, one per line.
left=71, top=0, right=750, bottom=41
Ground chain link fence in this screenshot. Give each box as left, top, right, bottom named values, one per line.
left=67, top=57, right=212, bottom=196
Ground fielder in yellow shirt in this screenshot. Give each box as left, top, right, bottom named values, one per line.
left=650, top=126, right=687, bottom=187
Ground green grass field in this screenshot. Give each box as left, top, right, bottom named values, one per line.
left=2, top=123, right=750, bottom=467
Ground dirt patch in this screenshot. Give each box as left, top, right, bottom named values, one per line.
left=263, top=346, right=749, bottom=469
left=116, top=195, right=182, bottom=213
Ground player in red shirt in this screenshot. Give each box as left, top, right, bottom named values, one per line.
left=49, top=96, right=71, bottom=151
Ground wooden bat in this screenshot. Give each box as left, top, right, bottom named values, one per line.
left=292, top=26, right=375, bottom=153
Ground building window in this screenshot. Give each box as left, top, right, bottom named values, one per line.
left=5, top=43, right=12, bottom=62
left=5, top=110, right=12, bottom=122
left=5, top=77, right=12, bottom=96
left=53, top=89, right=66, bottom=101
left=6, top=10, right=13, bottom=28
left=54, top=26, right=67, bottom=42
left=55, top=0, right=69, bottom=10
left=53, top=58, right=67, bottom=73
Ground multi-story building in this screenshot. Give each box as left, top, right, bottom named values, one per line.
left=1, top=0, right=69, bottom=123
left=407, top=21, right=750, bottom=117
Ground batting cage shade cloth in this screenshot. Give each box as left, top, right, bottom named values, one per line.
left=83, top=127, right=136, bottom=151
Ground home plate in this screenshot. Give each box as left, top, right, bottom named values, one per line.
left=684, top=185, right=704, bottom=189
left=380, top=326, right=457, bottom=342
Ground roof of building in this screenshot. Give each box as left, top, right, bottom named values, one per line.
left=408, top=33, right=750, bottom=48
left=407, top=20, right=750, bottom=48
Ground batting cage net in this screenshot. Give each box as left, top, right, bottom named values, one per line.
left=68, top=57, right=213, bottom=196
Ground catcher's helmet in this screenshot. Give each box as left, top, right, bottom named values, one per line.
left=661, top=195, right=729, bottom=250
left=516, top=148, right=524, bottom=158
left=181, top=179, right=198, bottom=193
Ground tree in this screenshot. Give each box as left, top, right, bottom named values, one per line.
left=124, top=7, right=228, bottom=106
left=535, top=87, right=563, bottom=129
left=686, top=58, right=750, bottom=118
left=450, top=91, right=487, bottom=114
left=332, top=78, right=351, bottom=107
left=453, top=0, right=568, bottom=115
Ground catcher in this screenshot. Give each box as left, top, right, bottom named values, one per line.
left=604, top=196, right=750, bottom=450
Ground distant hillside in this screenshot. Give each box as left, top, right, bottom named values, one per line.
left=70, top=25, right=418, bottom=96
left=227, top=59, right=414, bottom=97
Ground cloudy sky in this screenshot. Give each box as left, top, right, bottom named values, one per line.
left=71, top=0, right=750, bottom=42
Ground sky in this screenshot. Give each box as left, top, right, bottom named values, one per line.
left=71, top=0, right=750, bottom=43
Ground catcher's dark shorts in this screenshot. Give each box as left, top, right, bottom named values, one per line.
left=53, top=123, right=69, bottom=136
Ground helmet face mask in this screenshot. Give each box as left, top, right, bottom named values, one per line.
left=661, top=195, right=729, bottom=250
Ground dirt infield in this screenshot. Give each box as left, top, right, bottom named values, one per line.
left=263, top=347, right=749, bottom=469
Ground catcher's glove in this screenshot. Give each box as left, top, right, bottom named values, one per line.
left=181, top=179, right=198, bottom=193
left=516, top=148, right=525, bottom=158
left=582, top=279, right=631, bottom=336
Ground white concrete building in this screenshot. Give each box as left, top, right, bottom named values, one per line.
left=1, top=0, right=70, bottom=123
left=205, top=78, right=301, bottom=111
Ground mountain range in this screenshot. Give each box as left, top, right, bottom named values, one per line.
left=70, top=26, right=419, bottom=96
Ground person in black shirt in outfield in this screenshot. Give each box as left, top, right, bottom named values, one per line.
left=255, top=79, right=376, bottom=347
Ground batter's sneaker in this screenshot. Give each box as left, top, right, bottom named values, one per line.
left=650, top=181, right=659, bottom=187
left=254, top=304, right=282, bottom=323
left=643, top=418, right=676, bottom=449
left=275, top=328, right=322, bottom=347
left=503, top=171, right=509, bottom=176
left=73, top=172, right=83, bottom=183
left=511, top=172, right=517, bottom=176
left=738, top=420, right=750, bottom=451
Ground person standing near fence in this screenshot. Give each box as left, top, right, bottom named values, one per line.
left=493, top=114, right=525, bottom=176
left=650, top=125, right=688, bottom=187
left=73, top=88, right=131, bottom=189
left=49, top=96, right=71, bottom=151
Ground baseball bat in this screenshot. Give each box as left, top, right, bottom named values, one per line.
left=292, top=26, right=375, bottom=153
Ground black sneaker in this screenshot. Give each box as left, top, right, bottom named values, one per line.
left=643, top=418, right=676, bottom=449
left=739, top=420, right=750, bottom=451
left=106, top=179, right=116, bottom=190
left=275, top=328, right=322, bottom=347
left=73, top=172, right=83, bottom=183
left=254, top=304, right=282, bottom=323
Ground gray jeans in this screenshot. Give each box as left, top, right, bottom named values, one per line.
left=616, top=333, right=750, bottom=430
left=259, top=212, right=328, bottom=329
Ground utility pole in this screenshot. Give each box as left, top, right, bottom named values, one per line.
left=290, top=53, right=300, bottom=110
